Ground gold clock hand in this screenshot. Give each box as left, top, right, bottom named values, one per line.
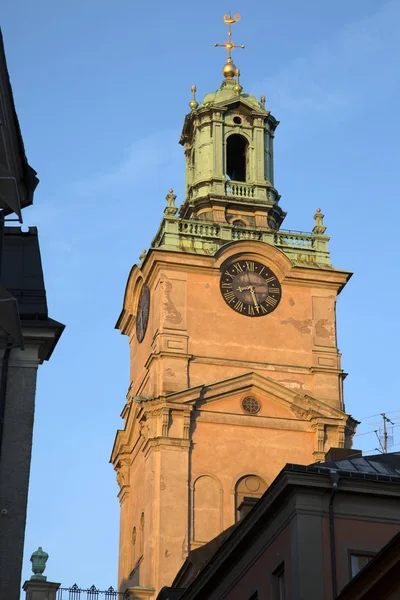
left=248, top=286, right=260, bottom=312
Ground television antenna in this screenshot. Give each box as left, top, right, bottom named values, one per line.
left=373, top=413, right=395, bottom=454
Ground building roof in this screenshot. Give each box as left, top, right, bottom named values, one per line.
left=200, top=78, right=263, bottom=110
left=172, top=524, right=237, bottom=590
left=3, top=227, right=48, bottom=319
left=0, top=29, right=39, bottom=218
left=1, top=226, right=64, bottom=359
left=322, top=452, right=400, bottom=477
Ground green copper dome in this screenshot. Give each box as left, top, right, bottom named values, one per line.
left=201, top=78, right=262, bottom=109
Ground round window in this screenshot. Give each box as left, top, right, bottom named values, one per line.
left=242, top=397, right=260, bottom=414
left=233, top=116, right=242, bottom=125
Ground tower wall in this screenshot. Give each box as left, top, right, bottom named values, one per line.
left=112, top=49, right=356, bottom=598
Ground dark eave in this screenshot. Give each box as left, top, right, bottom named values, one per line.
left=1, top=227, right=64, bottom=359
left=0, top=28, right=39, bottom=217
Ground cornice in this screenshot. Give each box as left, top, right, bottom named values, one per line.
left=195, top=410, right=311, bottom=431
left=284, top=265, right=352, bottom=290
left=189, top=353, right=315, bottom=374
left=110, top=403, right=143, bottom=464
left=125, top=585, right=155, bottom=599
left=117, top=240, right=347, bottom=337
left=142, top=436, right=191, bottom=458
left=144, top=351, right=192, bottom=371
left=117, top=485, right=130, bottom=504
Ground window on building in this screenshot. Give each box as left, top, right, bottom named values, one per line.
left=226, top=134, right=248, bottom=182
left=193, top=475, right=221, bottom=542
left=350, top=552, right=374, bottom=578
left=235, top=475, right=267, bottom=522
left=271, top=563, right=285, bottom=600
left=232, top=219, right=247, bottom=228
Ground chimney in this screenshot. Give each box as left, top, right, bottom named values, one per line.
left=324, top=448, right=362, bottom=463
left=237, top=496, right=259, bottom=520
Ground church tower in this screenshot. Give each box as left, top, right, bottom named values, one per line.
left=112, top=14, right=357, bottom=599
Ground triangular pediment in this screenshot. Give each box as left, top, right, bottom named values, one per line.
left=170, top=371, right=349, bottom=423
left=213, top=96, right=261, bottom=113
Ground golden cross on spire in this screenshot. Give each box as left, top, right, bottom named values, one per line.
left=214, top=12, right=245, bottom=78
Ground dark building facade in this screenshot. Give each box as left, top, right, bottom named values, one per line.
left=336, top=530, right=400, bottom=600
left=0, top=29, right=64, bottom=600
left=158, top=453, right=400, bottom=600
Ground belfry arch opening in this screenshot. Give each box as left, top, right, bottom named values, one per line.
left=226, top=134, right=248, bottom=182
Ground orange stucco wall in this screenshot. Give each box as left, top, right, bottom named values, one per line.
left=113, top=244, right=353, bottom=595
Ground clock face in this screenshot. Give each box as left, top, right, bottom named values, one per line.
left=136, top=284, right=150, bottom=343
left=220, top=260, right=281, bottom=317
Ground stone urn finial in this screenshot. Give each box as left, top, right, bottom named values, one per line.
left=139, top=249, right=147, bottom=263
left=312, top=207, right=327, bottom=235
left=30, top=547, right=49, bottom=581
left=164, top=188, right=178, bottom=216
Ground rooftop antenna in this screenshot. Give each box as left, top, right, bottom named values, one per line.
left=381, top=413, right=395, bottom=453
left=373, top=413, right=395, bottom=453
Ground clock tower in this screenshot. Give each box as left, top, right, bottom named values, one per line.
left=112, top=14, right=357, bottom=599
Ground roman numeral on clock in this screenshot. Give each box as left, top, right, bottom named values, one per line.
left=265, top=276, right=276, bottom=283
left=223, top=290, right=236, bottom=303
left=269, top=287, right=280, bottom=295
left=234, top=300, right=244, bottom=312
left=224, top=271, right=235, bottom=280
left=265, top=296, right=278, bottom=307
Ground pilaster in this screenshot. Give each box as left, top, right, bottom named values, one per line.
left=0, top=343, right=41, bottom=600
left=140, top=413, right=192, bottom=592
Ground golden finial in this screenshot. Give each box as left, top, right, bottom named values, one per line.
left=260, top=95, right=266, bottom=109
left=214, top=12, right=245, bottom=79
left=189, top=85, right=199, bottom=111
left=234, top=69, right=243, bottom=95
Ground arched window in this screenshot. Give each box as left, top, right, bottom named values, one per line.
left=234, top=474, right=267, bottom=521
left=131, top=527, right=137, bottom=567
left=139, top=513, right=144, bottom=557
left=193, top=475, right=222, bottom=542
left=232, top=219, right=247, bottom=228
left=226, top=134, right=248, bottom=182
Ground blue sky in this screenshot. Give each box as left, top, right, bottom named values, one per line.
left=2, top=0, right=400, bottom=591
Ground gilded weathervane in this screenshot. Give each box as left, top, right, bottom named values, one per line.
left=214, top=12, right=245, bottom=79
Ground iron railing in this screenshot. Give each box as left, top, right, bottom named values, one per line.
left=57, top=584, right=127, bottom=599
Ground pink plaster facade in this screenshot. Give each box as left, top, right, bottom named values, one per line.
left=112, top=241, right=356, bottom=598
